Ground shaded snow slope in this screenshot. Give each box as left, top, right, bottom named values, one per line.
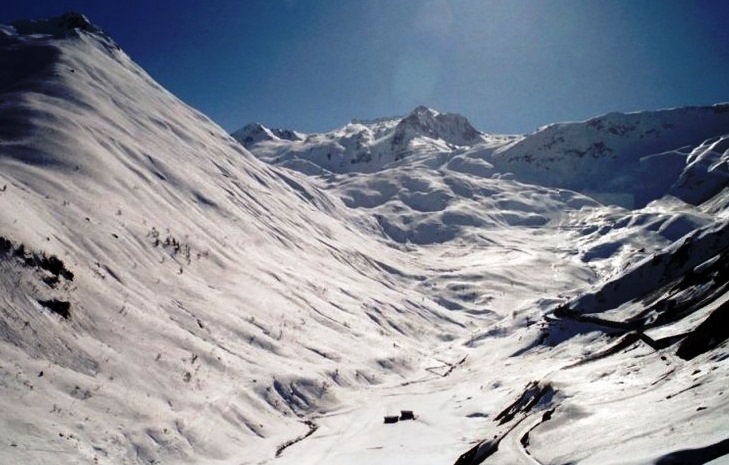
left=3, top=12, right=729, bottom=465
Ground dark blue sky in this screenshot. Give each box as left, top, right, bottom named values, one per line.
left=4, top=1, right=729, bottom=134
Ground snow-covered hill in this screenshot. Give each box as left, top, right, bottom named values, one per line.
left=2, top=12, right=729, bottom=465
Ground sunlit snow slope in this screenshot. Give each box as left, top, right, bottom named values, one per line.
left=0, top=13, right=493, bottom=464
left=2, top=12, right=729, bottom=465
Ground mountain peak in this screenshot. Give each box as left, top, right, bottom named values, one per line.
left=410, top=105, right=438, bottom=117
left=395, top=106, right=483, bottom=147
left=232, top=123, right=277, bottom=147
left=10, top=12, right=101, bottom=38
left=232, top=122, right=303, bottom=148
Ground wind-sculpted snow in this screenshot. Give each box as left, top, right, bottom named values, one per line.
left=2, top=12, right=729, bottom=465
left=325, top=163, right=602, bottom=245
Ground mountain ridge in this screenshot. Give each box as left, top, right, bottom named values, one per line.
left=239, top=103, right=729, bottom=209
left=232, top=105, right=510, bottom=174
left=491, top=103, right=729, bottom=207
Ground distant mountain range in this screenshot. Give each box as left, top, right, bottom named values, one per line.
left=236, top=103, right=729, bottom=209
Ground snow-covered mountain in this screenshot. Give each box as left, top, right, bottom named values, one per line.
left=2, top=12, right=729, bottom=465
left=491, top=105, right=729, bottom=208
left=240, top=104, right=729, bottom=209
left=233, top=122, right=304, bottom=146
left=233, top=106, right=516, bottom=174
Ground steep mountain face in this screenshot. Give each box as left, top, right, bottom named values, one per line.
left=391, top=106, right=484, bottom=148
left=3, top=12, right=729, bottom=465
